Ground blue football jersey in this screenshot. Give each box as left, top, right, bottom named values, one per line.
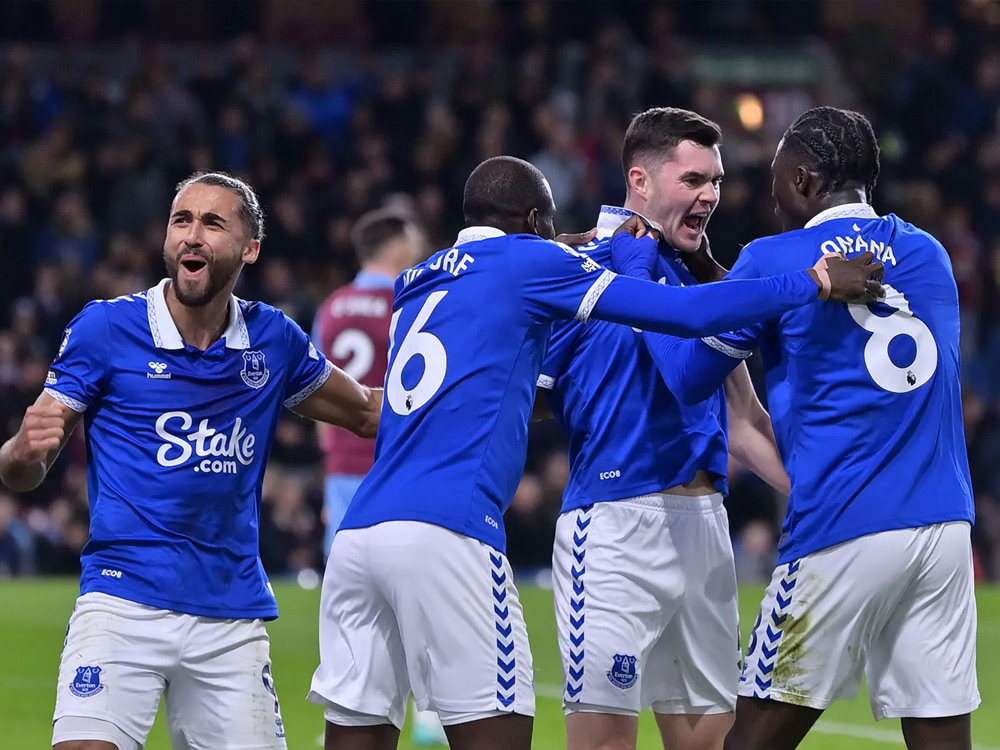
left=45, top=279, right=333, bottom=619
left=702, top=204, right=974, bottom=562
left=341, top=228, right=619, bottom=551
left=539, top=206, right=729, bottom=512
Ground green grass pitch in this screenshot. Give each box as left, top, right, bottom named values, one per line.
left=1, top=579, right=997, bottom=749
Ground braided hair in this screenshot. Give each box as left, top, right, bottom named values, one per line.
left=782, top=107, right=881, bottom=203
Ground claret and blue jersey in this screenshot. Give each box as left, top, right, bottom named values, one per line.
left=667, top=204, right=974, bottom=562
left=45, top=279, right=333, bottom=619
left=538, top=205, right=730, bottom=513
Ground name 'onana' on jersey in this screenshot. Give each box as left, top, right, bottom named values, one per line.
left=705, top=205, right=974, bottom=562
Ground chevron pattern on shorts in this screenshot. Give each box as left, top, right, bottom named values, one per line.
left=492, top=551, right=516, bottom=710
left=565, top=505, right=592, bottom=702
left=752, top=558, right=801, bottom=698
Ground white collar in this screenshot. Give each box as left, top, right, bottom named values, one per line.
left=455, top=226, right=506, bottom=245
left=805, top=203, right=879, bottom=229
left=146, top=278, right=250, bottom=350
left=595, top=205, right=657, bottom=239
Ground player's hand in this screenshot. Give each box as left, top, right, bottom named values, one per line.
left=611, top=216, right=661, bottom=280
left=614, top=214, right=660, bottom=241
left=554, top=228, right=597, bottom=247
left=680, top=234, right=727, bottom=283
left=810, top=251, right=885, bottom=303
left=11, top=401, right=68, bottom=463
left=355, top=386, right=382, bottom=439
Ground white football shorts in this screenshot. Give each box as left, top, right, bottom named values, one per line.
left=308, top=520, right=535, bottom=729
left=740, top=521, right=980, bottom=719
left=52, top=592, right=286, bottom=750
left=552, top=493, right=740, bottom=716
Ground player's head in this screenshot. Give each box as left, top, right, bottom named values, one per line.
left=771, top=107, right=881, bottom=232
left=165, top=171, right=264, bottom=307
left=351, top=209, right=426, bottom=276
left=621, top=107, right=723, bottom=253
left=463, top=156, right=557, bottom=240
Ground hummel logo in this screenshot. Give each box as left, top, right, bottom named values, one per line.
left=147, top=361, right=171, bottom=380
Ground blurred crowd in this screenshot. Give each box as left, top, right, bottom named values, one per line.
left=3, top=0, right=1000, bottom=581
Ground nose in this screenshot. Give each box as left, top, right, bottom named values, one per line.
left=183, top=221, right=204, bottom=247
left=698, top=183, right=719, bottom=208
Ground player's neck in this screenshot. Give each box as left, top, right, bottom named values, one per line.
left=164, top=282, right=232, bottom=351
left=810, top=189, right=868, bottom=218
left=362, top=261, right=401, bottom=280
left=622, top=194, right=645, bottom=215
left=622, top=195, right=659, bottom=230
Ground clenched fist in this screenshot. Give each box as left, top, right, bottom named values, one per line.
left=11, top=401, right=69, bottom=463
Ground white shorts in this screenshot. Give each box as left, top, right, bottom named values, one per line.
left=309, top=521, right=535, bottom=729
left=552, top=494, right=740, bottom=716
left=53, top=592, right=286, bottom=750
left=740, top=521, right=980, bottom=719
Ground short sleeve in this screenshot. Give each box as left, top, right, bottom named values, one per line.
left=282, top=314, right=334, bottom=408
left=45, top=301, right=111, bottom=413
left=538, top=320, right=583, bottom=389
left=518, top=237, right=617, bottom=323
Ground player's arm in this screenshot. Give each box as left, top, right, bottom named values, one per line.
left=2, top=300, right=109, bottom=492
left=292, top=369, right=381, bottom=439
left=642, top=331, right=752, bottom=405
left=679, top=235, right=727, bottom=284
left=0, top=392, right=82, bottom=492
left=283, top=313, right=381, bottom=438
left=592, top=227, right=881, bottom=339
left=532, top=388, right=553, bottom=422
left=724, top=363, right=790, bottom=495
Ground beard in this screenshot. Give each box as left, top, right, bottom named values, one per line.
left=164, top=251, right=242, bottom=307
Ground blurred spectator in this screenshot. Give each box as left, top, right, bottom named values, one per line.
left=1, top=0, right=999, bottom=579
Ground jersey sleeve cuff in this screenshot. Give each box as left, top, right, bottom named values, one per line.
left=284, top=359, right=334, bottom=408
left=701, top=336, right=753, bottom=360
left=44, top=387, right=88, bottom=413
left=537, top=374, right=556, bottom=389
left=575, top=269, right=616, bottom=322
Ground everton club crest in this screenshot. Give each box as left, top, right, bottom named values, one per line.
left=607, top=653, right=638, bottom=690
left=241, top=350, right=270, bottom=389
left=70, top=665, right=104, bottom=697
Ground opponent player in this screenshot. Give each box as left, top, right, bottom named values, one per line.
left=313, top=209, right=425, bottom=556
left=0, top=172, right=381, bottom=750
left=312, top=209, right=448, bottom=747
left=307, top=155, right=880, bottom=750
left=621, top=108, right=979, bottom=750
left=537, top=108, right=789, bottom=750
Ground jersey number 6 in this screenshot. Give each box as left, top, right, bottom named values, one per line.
left=386, top=291, right=449, bottom=415
left=848, top=285, right=937, bottom=394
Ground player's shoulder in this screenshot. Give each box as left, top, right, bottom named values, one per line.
left=882, top=213, right=945, bottom=250
left=74, top=288, right=150, bottom=329
left=239, top=297, right=297, bottom=333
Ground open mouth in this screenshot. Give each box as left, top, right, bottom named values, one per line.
left=180, top=256, right=208, bottom=274
left=683, top=214, right=708, bottom=232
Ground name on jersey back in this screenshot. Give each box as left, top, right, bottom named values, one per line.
left=821, top=224, right=897, bottom=266
left=330, top=295, right=389, bottom=318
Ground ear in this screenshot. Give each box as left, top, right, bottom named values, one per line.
left=797, top=166, right=825, bottom=199
left=242, top=239, right=261, bottom=265
left=627, top=165, right=648, bottom=198
left=526, top=207, right=539, bottom=235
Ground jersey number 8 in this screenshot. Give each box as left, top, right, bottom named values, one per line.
left=848, top=285, right=937, bottom=394
left=386, top=291, right=449, bottom=416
